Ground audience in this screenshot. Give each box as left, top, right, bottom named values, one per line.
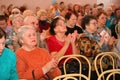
left=0, top=2, right=120, bottom=79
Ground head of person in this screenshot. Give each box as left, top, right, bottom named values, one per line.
left=59, top=1, right=65, bottom=9
left=50, top=16, right=66, bottom=35
left=17, top=25, right=37, bottom=48
left=106, top=7, right=113, bottom=16
left=92, top=8, right=98, bottom=16
left=115, top=7, right=120, bottom=19
left=65, top=12, right=77, bottom=27
left=84, top=4, right=91, bottom=13
left=37, top=9, right=47, bottom=21
left=0, top=27, right=6, bottom=55
left=0, top=15, right=7, bottom=30
left=11, top=7, right=21, bottom=16
left=97, top=11, right=107, bottom=26
left=23, top=9, right=34, bottom=18
left=73, top=4, right=80, bottom=12
left=81, top=15, right=98, bottom=33
left=12, top=14, right=24, bottom=31
left=24, top=15, right=39, bottom=31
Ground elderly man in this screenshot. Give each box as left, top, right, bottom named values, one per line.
left=23, top=15, right=48, bottom=49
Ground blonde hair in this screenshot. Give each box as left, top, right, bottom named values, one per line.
left=37, top=9, right=47, bottom=18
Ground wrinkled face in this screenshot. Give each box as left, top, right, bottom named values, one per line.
left=68, top=14, right=77, bottom=27
left=0, top=37, right=5, bottom=55
left=21, top=29, right=37, bottom=47
left=54, top=19, right=67, bottom=33
left=98, top=13, right=107, bottom=26
left=86, top=19, right=98, bottom=33
left=13, top=16, right=24, bottom=29
left=0, top=20, right=7, bottom=30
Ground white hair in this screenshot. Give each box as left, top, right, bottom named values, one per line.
left=17, top=25, right=35, bottom=39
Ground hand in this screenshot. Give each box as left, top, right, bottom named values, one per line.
left=107, top=36, right=115, bottom=45
left=43, top=57, right=58, bottom=74
left=71, top=30, right=78, bottom=44
left=40, top=30, right=46, bottom=41
left=64, top=34, right=71, bottom=46
left=99, top=33, right=106, bottom=47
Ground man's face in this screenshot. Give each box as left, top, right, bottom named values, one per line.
left=0, top=37, right=5, bottom=55
left=0, top=20, right=7, bottom=30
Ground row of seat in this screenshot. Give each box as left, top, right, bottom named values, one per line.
left=53, top=52, right=120, bottom=80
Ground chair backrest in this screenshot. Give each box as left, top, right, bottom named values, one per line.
left=94, top=52, right=120, bottom=80
left=53, top=73, right=90, bottom=80
left=115, top=21, right=120, bottom=38
left=97, top=69, right=120, bottom=80
left=58, top=55, right=91, bottom=80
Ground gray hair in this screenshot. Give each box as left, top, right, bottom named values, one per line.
left=17, top=25, right=35, bottom=39
left=12, top=14, right=23, bottom=25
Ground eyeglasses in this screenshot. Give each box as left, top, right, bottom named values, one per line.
left=56, top=23, right=66, bottom=26
left=90, top=22, right=98, bottom=25
left=11, top=12, right=20, bottom=14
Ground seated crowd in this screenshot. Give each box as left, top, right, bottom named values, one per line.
left=0, top=1, right=120, bottom=80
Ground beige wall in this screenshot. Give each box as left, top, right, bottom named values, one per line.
left=0, top=0, right=96, bottom=10
left=0, top=0, right=119, bottom=10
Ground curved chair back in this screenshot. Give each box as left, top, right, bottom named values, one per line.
left=94, top=52, right=120, bottom=80
left=53, top=73, right=90, bottom=80
left=58, top=55, right=91, bottom=80
left=97, top=69, right=120, bottom=80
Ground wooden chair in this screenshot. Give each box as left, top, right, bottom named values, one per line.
left=97, top=69, right=120, bottom=80
left=115, top=21, right=120, bottom=38
left=94, top=52, right=120, bottom=80
left=53, top=73, right=90, bottom=80
left=58, top=55, right=91, bottom=80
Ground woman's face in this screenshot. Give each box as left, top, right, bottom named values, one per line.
left=86, top=19, right=98, bottom=33
left=98, top=13, right=107, bottom=26
left=68, top=14, right=77, bottom=27
left=54, top=19, right=67, bottom=33
left=21, top=29, right=37, bottom=47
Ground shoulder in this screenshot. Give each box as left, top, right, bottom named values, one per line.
left=46, top=36, right=56, bottom=42
left=4, top=48, right=16, bottom=59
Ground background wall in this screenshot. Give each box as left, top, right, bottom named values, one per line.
left=0, top=0, right=120, bottom=10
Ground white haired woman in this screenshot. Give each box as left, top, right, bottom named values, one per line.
left=16, top=25, right=61, bottom=80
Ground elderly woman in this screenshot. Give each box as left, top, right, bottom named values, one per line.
left=46, top=16, right=78, bottom=74
left=76, top=15, right=101, bottom=80
left=37, top=9, right=50, bottom=33
left=97, top=11, right=115, bottom=52
left=0, top=27, right=18, bottom=80
left=11, top=14, right=24, bottom=51
left=16, top=25, right=61, bottom=80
